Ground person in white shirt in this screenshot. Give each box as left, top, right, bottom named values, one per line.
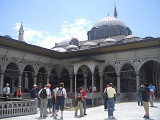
left=3, top=83, right=10, bottom=98
left=46, top=84, right=52, bottom=114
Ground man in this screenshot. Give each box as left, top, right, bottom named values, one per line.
left=137, top=85, right=143, bottom=106
left=82, top=85, right=87, bottom=115
left=140, top=83, right=150, bottom=118
left=52, top=84, right=58, bottom=116
left=2, top=83, right=10, bottom=98
left=107, top=83, right=116, bottom=119
left=46, top=84, right=52, bottom=114
left=54, top=82, right=67, bottom=119
left=38, top=85, right=48, bottom=118
left=31, top=84, right=37, bottom=99
left=148, top=83, right=156, bottom=107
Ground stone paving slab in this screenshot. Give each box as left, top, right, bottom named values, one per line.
left=2, top=101, right=160, bottom=120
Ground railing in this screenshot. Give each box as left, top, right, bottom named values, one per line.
left=0, top=98, right=37, bottom=118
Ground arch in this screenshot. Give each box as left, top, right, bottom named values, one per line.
left=120, top=63, right=136, bottom=93
left=22, top=65, right=35, bottom=92
left=49, top=68, right=58, bottom=90
left=137, top=57, right=160, bottom=71
left=75, top=64, right=92, bottom=75
left=4, top=62, right=20, bottom=93
left=101, top=63, right=117, bottom=75
left=36, top=67, right=47, bottom=87
left=60, top=68, right=70, bottom=92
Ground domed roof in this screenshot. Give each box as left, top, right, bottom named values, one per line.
left=52, top=47, right=67, bottom=52
left=66, top=45, right=78, bottom=50
left=103, top=38, right=117, bottom=42
left=83, top=42, right=97, bottom=46
left=92, top=16, right=126, bottom=28
left=125, top=35, right=139, bottom=39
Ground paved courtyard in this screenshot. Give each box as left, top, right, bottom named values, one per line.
left=2, top=100, right=160, bottom=120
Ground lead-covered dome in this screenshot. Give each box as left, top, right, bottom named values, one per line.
left=87, top=16, right=132, bottom=40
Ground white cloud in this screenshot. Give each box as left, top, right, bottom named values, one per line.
left=14, top=18, right=92, bottom=49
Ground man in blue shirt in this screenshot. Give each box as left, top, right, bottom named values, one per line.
left=148, top=83, right=156, bottom=107
left=31, top=84, right=37, bottom=99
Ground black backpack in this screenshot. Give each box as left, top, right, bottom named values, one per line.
left=40, top=88, right=47, bottom=99
left=56, top=87, right=63, bottom=97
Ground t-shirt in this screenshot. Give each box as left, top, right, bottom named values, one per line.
left=82, top=91, right=86, bottom=100
left=3, top=87, right=10, bottom=95
left=107, top=87, right=116, bottom=98
left=148, top=86, right=156, bottom=93
left=140, top=88, right=150, bottom=102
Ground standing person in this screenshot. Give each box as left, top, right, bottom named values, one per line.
left=107, top=83, right=116, bottom=119
left=75, top=87, right=83, bottom=117
left=52, top=84, right=58, bottom=117
left=54, top=82, right=67, bottom=119
left=148, top=83, right=156, bottom=107
left=103, top=84, right=109, bottom=111
left=38, top=85, right=48, bottom=118
left=46, top=84, right=52, bottom=114
left=82, top=86, right=87, bottom=115
left=2, top=83, right=10, bottom=98
left=140, top=84, right=150, bottom=118
left=30, top=84, right=37, bottom=99
left=137, top=85, right=143, bottom=106
left=37, top=83, right=42, bottom=109
left=16, top=86, right=22, bottom=99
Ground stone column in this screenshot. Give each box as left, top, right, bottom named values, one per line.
left=47, top=77, right=49, bottom=84
left=0, top=73, right=4, bottom=94
left=84, top=74, right=87, bottom=91
left=99, top=73, right=103, bottom=93
left=34, top=76, right=37, bottom=85
left=70, top=74, right=73, bottom=93
left=92, top=73, right=94, bottom=106
left=136, top=73, right=140, bottom=92
left=19, top=74, right=22, bottom=86
left=75, top=75, right=77, bottom=94
left=117, top=75, right=120, bottom=94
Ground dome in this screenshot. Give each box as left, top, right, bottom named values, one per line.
left=92, top=16, right=126, bottom=28
left=55, top=39, right=70, bottom=47
left=52, top=47, right=67, bottom=52
left=66, top=45, right=78, bottom=50
left=83, top=42, right=97, bottom=46
left=69, top=38, right=79, bottom=46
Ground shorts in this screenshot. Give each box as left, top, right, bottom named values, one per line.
left=48, top=98, right=52, bottom=108
left=56, top=97, right=64, bottom=111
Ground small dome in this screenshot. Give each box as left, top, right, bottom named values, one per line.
left=55, top=39, right=70, bottom=47
left=52, top=47, right=67, bottom=52
left=126, top=35, right=139, bottom=39
left=92, top=16, right=126, bottom=28
left=4, top=35, right=12, bottom=39
left=66, top=45, right=78, bottom=50
left=83, top=42, right=97, bottom=46
left=103, top=38, right=117, bottom=42
left=70, top=38, right=79, bottom=46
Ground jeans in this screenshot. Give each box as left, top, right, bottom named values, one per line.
left=107, top=98, right=115, bottom=117
left=52, top=102, right=56, bottom=113
left=40, top=98, right=48, bottom=117
left=138, top=95, right=143, bottom=106
left=83, top=99, right=86, bottom=114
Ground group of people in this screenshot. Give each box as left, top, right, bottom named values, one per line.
left=137, top=83, right=156, bottom=118
left=103, top=83, right=117, bottom=119
left=2, top=83, right=22, bottom=99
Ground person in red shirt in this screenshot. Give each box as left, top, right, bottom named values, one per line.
left=82, top=85, right=87, bottom=115
left=16, top=86, right=22, bottom=98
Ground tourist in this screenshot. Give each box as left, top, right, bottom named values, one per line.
left=2, top=83, right=10, bottom=98
left=38, top=85, right=48, bottom=118
left=51, top=84, right=58, bottom=117
left=54, top=82, right=67, bottom=119
left=75, top=87, right=83, bottom=117
left=82, top=85, right=87, bottom=115
left=137, top=85, right=143, bottom=106
left=103, top=84, right=109, bottom=111
left=140, top=84, right=150, bottom=118
left=107, top=83, right=116, bottom=119
left=16, top=86, right=22, bottom=99
left=46, top=84, right=52, bottom=114
left=30, top=84, right=37, bottom=99
left=148, top=83, right=156, bottom=107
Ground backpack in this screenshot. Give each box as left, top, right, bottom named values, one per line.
left=56, top=87, right=63, bottom=97
left=40, top=88, right=47, bottom=99
left=13, top=90, right=17, bottom=97
left=103, top=90, right=108, bottom=100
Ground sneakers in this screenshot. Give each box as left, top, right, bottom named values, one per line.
left=143, top=115, right=149, bottom=118
left=60, top=116, right=63, bottom=119
left=54, top=116, right=57, bottom=119
left=108, top=116, right=115, bottom=119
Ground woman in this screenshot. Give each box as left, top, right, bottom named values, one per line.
left=75, top=87, right=83, bottom=117
left=16, top=86, right=22, bottom=98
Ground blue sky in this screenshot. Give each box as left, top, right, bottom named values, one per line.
left=0, top=0, right=159, bottom=49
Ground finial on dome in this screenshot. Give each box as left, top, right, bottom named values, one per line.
left=114, top=0, right=118, bottom=18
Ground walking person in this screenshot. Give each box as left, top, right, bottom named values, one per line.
left=2, top=83, right=10, bottom=98
left=140, top=84, right=150, bottom=118
left=107, top=83, right=116, bottom=119
left=75, top=87, right=84, bottom=117
left=148, top=83, right=156, bottom=107
left=137, top=85, right=143, bottom=106
left=38, top=85, right=48, bottom=118
left=82, top=85, right=87, bottom=115
left=103, top=84, right=109, bottom=111
left=16, top=86, right=22, bottom=99
left=54, top=82, right=67, bottom=119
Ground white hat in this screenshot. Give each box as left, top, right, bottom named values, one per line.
left=33, top=84, right=37, bottom=87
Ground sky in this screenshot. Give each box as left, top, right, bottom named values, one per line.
left=0, top=0, right=160, bottom=49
